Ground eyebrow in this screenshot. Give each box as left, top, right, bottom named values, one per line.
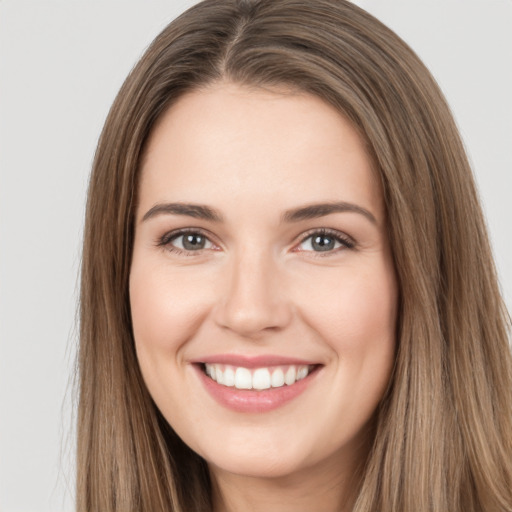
left=141, top=201, right=377, bottom=225
left=142, top=203, right=224, bottom=223
left=281, top=202, right=377, bottom=224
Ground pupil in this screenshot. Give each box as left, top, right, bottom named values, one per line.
left=312, top=235, right=334, bottom=251
left=183, top=234, right=205, bottom=250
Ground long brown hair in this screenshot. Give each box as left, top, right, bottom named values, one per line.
left=78, top=1, right=512, bottom=510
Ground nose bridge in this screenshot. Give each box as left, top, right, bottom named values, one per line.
left=214, top=244, right=291, bottom=337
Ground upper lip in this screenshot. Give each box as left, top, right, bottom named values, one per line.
left=192, top=354, right=320, bottom=368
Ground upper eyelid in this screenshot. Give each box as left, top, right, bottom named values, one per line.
left=297, top=227, right=354, bottom=244
left=156, top=227, right=210, bottom=249
left=159, top=227, right=217, bottom=245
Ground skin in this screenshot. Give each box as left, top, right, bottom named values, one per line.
left=130, top=82, right=398, bottom=512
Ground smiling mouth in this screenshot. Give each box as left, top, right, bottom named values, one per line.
left=201, top=363, right=320, bottom=390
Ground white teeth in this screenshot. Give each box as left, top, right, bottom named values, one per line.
left=204, top=363, right=313, bottom=390
left=223, top=367, right=235, bottom=387
left=285, top=366, right=296, bottom=385
left=235, top=367, right=252, bottom=389
left=297, top=366, right=308, bottom=380
left=271, top=368, right=285, bottom=387
left=252, top=368, right=271, bottom=390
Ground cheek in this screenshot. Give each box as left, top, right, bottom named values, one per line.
left=128, top=260, right=212, bottom=428
left=129, top=261, right=212, bottom=354
left=297, top=262, right=397, bottom=440
left=298, top=262, right=397, bottom=349
left=294, top=258, right=398, bottom=416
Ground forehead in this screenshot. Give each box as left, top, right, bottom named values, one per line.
left=138, top=82, right=383, bottom=224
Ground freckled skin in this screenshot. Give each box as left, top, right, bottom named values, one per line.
left=129, top=83, right=398, bottom=512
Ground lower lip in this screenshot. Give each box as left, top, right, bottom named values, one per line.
left=194, top=364, right=320, bottom=413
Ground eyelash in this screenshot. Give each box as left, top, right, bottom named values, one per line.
left=156, top=227, right=356, bottom=257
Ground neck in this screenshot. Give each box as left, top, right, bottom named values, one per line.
left=209, top=449, right=364, bottom=512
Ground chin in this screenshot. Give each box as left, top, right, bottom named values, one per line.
left=208, top=452, right=309, bottom=480
left=191, top=428, right=325, bottom=480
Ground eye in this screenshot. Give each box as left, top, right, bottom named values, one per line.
left=158, top=229, right=215, bottom=254
left=157, top=228, right=353, bottom=256
left=296, top=229, right=355, bottom=254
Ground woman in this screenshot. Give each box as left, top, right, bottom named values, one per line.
left=78, top=0, right=512, bottom=510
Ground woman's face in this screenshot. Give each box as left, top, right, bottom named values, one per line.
left=130, top=83, right=397, bottom=481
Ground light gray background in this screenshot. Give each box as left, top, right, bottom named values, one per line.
left=0, top=1, right=510, bottom=511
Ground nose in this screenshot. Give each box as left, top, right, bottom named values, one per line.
left=213, top=249, right=293, bottom=338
